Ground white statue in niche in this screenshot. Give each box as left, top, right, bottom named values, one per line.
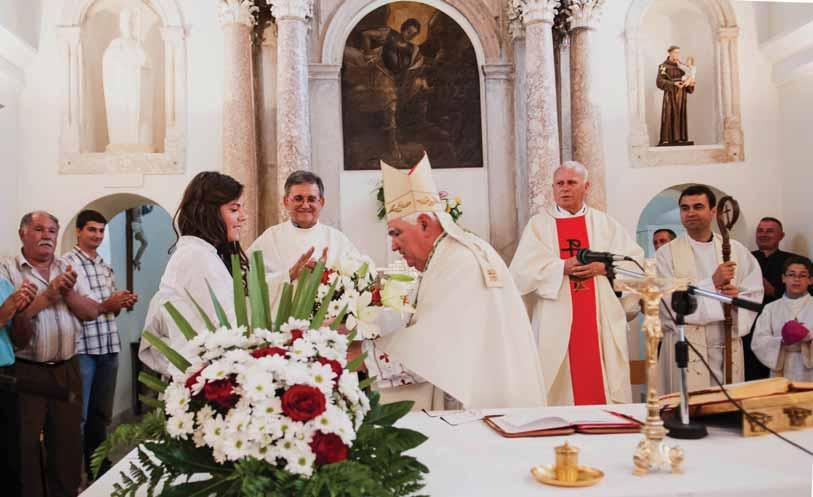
left=103, top=8, right=155, bottom=153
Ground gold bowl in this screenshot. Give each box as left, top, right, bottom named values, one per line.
left=530, top=464, right=604, bottom=488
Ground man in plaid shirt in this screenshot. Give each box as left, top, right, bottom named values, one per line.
left=63, top=210, right=137, bottom=479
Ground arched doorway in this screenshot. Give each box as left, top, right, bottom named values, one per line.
left=61, top=193, right=174, bottom=423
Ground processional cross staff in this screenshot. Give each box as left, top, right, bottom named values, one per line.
left=614, top=260, right=688, bottom=475
left=716, top=196, right=740, bottom=384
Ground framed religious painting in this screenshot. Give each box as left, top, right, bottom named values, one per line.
left=341, top=1, right=483, bottom=170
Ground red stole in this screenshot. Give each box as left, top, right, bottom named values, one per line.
left=555, top=215, right=606, bottom=405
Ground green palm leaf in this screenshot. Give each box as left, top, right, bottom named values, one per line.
left=231, top=254, right=248, bottom=329
left=163, top=301, right=198, bottom=340
left=247, top=252, right=268, bottom=331
left=205, top=279, right=231, bottom=328
left=142, top=330, right=191, bottom=372
left=274, top=283, right=294, bottom=330
left=309, top=279, right=338, bottom=329
left=184, top=289, right=216, bottom=332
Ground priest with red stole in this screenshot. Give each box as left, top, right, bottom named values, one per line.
left=510, top=161, right=644, bottom=406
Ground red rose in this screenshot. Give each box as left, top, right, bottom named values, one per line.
left=203, top=377, right=240, bottom=410
left=371, top=287, right=382, bottom=306
left=251, top=346, right=287, bottom=359
left=289, top=329, right=304, bottom=344
left=321, top=268, right=334, bottom=285
left=310, top=431, right=349, bottom=465
left=281, top=384, right=326, bottom=421
left=316, top=357, right=343, bottom=380
left=185, top=368, right=204, bottom=393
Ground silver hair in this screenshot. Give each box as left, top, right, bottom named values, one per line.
left=19, top=211, right=60, bottom=231
left=555, top=161, right=589, bottom=181
left=399, top=212, right=439, bottom=226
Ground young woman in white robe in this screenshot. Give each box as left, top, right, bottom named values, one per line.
left=139, top=172, right=248, bottom=374
left=752, top=257, right=813, bottom=382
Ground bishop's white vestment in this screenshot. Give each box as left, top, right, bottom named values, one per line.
left=656, top=234, right=763, bottom=393
left=752, top=294, right=813, bottom=382
left=510, top=205, right=644, bottom=406
left=377, top=233, right=547, bottom=409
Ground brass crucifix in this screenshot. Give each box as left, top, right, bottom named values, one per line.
left=614, top=259, right=689, bottom=476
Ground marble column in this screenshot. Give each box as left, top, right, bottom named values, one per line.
left=219, top=0, right=259, bottom=245
left=519, top=0, right=561, bottom=215
left=483, top=64, right=519, bottom=262
left=568, top=0, right=606, bottom=210
left=270, top=0, right=313, bottom=221
left=308, top=64, right=342, bottom=228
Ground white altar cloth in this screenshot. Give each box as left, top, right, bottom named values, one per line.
left=83, top=404, right=813, bottom=497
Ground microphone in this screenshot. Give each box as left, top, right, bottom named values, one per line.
left=686, top=286, right=763, bottom=313
left=576, top=249, right=633, bottom=265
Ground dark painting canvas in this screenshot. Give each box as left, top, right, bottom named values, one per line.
left=341, top=2, right=483, bottom=170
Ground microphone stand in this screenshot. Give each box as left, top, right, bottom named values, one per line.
left=612, top=266, right=760, bottom=440
left=662, top=291, right=708, bottom=439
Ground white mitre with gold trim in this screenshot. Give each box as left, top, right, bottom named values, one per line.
left=380, top=153, right=502, bottom=288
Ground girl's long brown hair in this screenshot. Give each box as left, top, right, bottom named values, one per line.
left=172, top=171, right=248, bottom=278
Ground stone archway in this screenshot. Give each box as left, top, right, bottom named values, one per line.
left=314, top=0, right=519, bottom=261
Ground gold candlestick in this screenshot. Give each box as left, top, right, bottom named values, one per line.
left=614, top=260, right=688, bottom=475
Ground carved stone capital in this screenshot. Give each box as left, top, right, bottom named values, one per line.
left=268, top=0, right=313, bottom=21
left=219, top=0, right=258, bottom=27
left=506, top=0, right=527, bottom=40
left=522, top=0, right=560, bottom=26
left=568, top=0, right=605, bottom=30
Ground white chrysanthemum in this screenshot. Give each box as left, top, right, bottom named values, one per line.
left=222, top=432, right=252, bottom=461
left=251, top=411, right=285, bottom=440
left=202, top=415, right=227, bottom=447
left=339, top=276, right=355, bottom=292
left=327, top=271, right=339, bottom=285
left=308, top=405, right=356, bottom=446
left=254, top=354, right=289, bottom=374
left=166, top=411, right=195, bottom=439
left=327, top=300, right=343, bottom=318
left=163, top=383, right=191, bottom=416
left=192, top=428, right=206, bottom=448
left=201, top=359, right=231, bottom=381
left=240, top=367, right=276, bottom=402
left=282, top=443, right=315, bottom=477
left=316, top=283, right=330, bottom=300
left=305, top=362, right=337, bottom=394
left=290, top=338, right=317, bottom=362
left=280, top=361, right=311, bottom=385
left=196, top=404, right=216, bottom=425
left=278, top=419, right=306, bottom=440
left=339, top=372, right=362, bottom=404
left=225, top=407, right=253, bottom=434
left=280, top=318, right=310, bottom=334
left=222, top=348, right=253, bottom=367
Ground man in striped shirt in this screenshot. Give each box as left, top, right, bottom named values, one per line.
left=63, top=210, right=137, bottom=480
left=0, top=211, right=111, bottom=497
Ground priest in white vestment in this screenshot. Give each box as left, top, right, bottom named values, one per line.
left=752, top=256, right=813, bottom=382
left=374, top=153, right=546, bottom=409
left=249, top=171, right=360, bottom=287
left=510, top=161, right=644, bottom=406
left=657, top=185, right=763, bottom=393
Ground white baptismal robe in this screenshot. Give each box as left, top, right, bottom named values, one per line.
left=509, top=205, right=644, bottom=406
left=377, top=235, right=547, bottom=409
left=248, top=221, right=360, bottom=286
left=139, top=236, right=236, bottom=375
left=752, top=294, right=813, bottom=382
left=656, top=234, right=763, bottom=393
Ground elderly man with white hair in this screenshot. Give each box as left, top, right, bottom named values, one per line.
left=510, top=161, right=644, bottom=406
left=374, top=153, right=546, bottom=410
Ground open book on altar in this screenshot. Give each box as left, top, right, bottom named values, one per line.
left=483, top=409, right=642, bottom=438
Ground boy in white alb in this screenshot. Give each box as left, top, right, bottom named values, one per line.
left=752, top=256, right=813, bottom=382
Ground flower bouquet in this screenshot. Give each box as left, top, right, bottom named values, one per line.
left=311, top=251, right=416, bottom=340
left=93, top=252, right=428, bottom=497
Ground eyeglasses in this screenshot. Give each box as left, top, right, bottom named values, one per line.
left=784, top=273, right=810, bottom=279
left=288, top=195, right=321, bottom=204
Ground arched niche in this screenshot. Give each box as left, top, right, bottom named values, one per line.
left=57, top=0, right=187, bottom=174
left=314, top=0, right=519, bottom=260
left=636, top=183, right=748, bottom=258
left=625, top=0, right=744, bottom=167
